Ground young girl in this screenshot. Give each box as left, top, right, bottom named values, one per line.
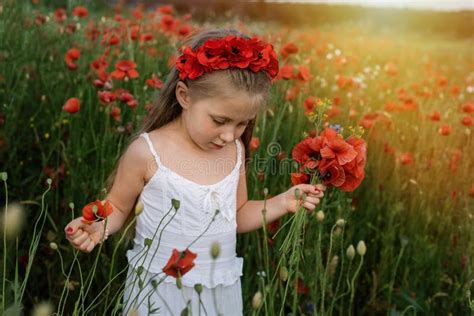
left=65, top=28, right=325, bottom=315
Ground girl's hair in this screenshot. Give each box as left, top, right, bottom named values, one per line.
left=105, top=28, right=273, bottom=237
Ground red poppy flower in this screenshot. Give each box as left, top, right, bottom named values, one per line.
left=146, top=74, right=164, bottom=89
left=196, top=39, right=230, bottom=70
left=320, top=132, right=357, bottom=166
left=278, top=64, right=294, bottom=80
left=110, top=60, right=139, bottom=80
left=72, top=6, right=88, bottom=18
left=266, top=218, right=280, bottom=235
left=54, top=8, right=67, bottom=23
left=110, top=106, right=121, bottom=122
left=158, top=5, right=173, bottom=15
left=64, top=48, right=80, bottom=71
left=429, top=110, right=441, bottom=121
left=296, top=65, right=312, bottom=82
left=359, top=112, right=379, bottom=129
left=178, top=25, right=191, bottom=37
left=176, top=46, right=205, bottom=80
left=461, top=116, right=473, bottom=126
left=162, top=248, right=197, bottom=278
left=291, top=172, right=309, bottom=185
left=303, top=96, right=316, bottom=115
left=318, top=158, right=346, bottom=187
left=399, top=152, right=414, bottom=165
left=296, top=279, right=309, bottom=295
left=98, top=91, right=116, bottom=104
left=82, top=200, right=113, bottom=223
left=438, top=124, right=451, bottom=136
left=250, top=137, right=260, bottom=151
left=119, top=92, right=138, bottom=108
left=280, top=42, right=298, bottom=58
left=161, top=15, right=175, bottom=31
left=461, top=101, right=474, bottom=113
left=35, top=13, right=47, bottom=25
left=63, top=98, right=80, bottom=113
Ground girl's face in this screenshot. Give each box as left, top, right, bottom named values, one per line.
left=177, top=82, right=260, bottom=151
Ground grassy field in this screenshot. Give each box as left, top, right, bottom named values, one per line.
left=0, top=1, right=472, bottom=315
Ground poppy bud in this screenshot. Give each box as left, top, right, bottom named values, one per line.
left=346, top=245, right=355, bottom=260
left=328, top=255, right=339, bottom=275
left=357, top=240, right=367, bottom=256
left=211, top=242, right=220, bottom=259
left=176, top=276, right=182, bottom=289
left=279, top=266, right=288, bottom=282
left=316, top=210, right=325, bottom=223
left=135, top=201, right=144, bottom=216
left=49, top=242, right=58, bottom=251
left=252, top=291, right=263, bottom=309
left=0, top=172, right=7, bottom=181
left=336, top=219, right=346, bottom=227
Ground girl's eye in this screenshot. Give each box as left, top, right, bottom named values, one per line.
left=213, top=119, right=225, bottom=125
left=239, top=121, right=249, bottom=127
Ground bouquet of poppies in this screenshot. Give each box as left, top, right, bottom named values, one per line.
left=290, top=126, right=367, bottom=191
left=274, top=100, right=367, bottom=311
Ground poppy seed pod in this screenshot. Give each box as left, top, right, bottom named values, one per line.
left=194, top=283, right=203, bottom=294
left=357, top=240, right=367, bottom=256
left=171, top=198, right=180, bottom=210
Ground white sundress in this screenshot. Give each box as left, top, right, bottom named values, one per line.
left=123, top=132, right=244, bottom=316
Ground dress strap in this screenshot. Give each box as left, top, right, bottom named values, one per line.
left=140, top=132, right=160, bottom=163
left=235, top=138, right=242, bottom=169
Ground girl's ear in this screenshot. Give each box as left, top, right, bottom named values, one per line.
left=175, top=81, right=191, bottom=109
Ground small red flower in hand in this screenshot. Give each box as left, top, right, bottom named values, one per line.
left=82, top=200, right=113, bottom=223
left=162, top=248, right=197, bottom=278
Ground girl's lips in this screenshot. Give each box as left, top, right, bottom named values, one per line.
left=212, top=143, right=224, bottom=149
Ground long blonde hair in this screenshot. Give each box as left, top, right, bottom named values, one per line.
left=106, top=28, right=273, bottom=237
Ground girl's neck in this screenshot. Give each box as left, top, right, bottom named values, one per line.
left=167, top=115, right=204, bottom=154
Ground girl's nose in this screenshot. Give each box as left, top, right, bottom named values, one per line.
left=220, top=131, right=234, bottom=143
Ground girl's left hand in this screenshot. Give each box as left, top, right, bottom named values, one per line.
left=281, top=183, right=326, bottom=213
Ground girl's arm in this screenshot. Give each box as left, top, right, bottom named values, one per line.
left=65, top=137, right=151, bottom=252
left=102, top=138, right=151, bottom=235
left=236, top=141, right=325, bottom=234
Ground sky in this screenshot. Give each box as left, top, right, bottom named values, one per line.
left=262, top=0, right=474, bottom=11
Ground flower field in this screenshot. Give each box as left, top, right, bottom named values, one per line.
left=0, top=1, right=473, bottom=315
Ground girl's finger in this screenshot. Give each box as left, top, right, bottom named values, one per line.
left=307, top=191, right=324, bottom=198
left=85, top=240, right=96, bottom=253
left=66, top=227, right=83, bottom=240
left=315, top=184, right=326, bottom=191
left=303, top=201, right=317, bottom=211
left=78, top=238, right=91, bottom=252
left=305, top=197, right=320, bottom=205
left=72, top=231, right=89, bottom=246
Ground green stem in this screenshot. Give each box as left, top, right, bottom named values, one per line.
left=349, top=256, right=364, bottom=316
left=2, top=176, right=8, bottom=313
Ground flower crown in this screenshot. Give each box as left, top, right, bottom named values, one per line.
left=176, top=35, right=279, bottom=81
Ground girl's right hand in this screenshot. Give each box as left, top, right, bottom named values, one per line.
left=64, top=218, right=107, bottom=253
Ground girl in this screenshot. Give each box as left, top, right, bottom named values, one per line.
left=65, top=28, right=325, bottom=315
